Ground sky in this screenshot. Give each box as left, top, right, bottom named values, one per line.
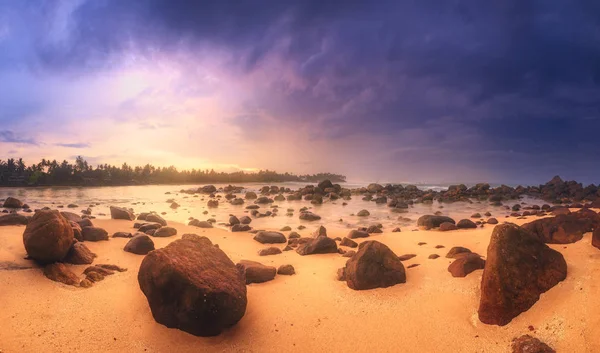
left=0, top=0, right=599, bottom=185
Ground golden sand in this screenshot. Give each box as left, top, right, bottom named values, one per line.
left=0, top=216, right=598, bottom=352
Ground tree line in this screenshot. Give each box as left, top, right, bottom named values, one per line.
left=0, top=157, right=346, bottom=186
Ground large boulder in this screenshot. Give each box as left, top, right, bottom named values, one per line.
left=153, top=226, right=177, bottom=237
left=511, top=335, right=555, bottom=353
left=299, top=211, right=321, bottom=221
left=236, top=260, right=276, bottom=284
left=109, top=206, right=135, bottom=220
left=522, top=209, right=600, bottom=244
left=478, top=223, right=567, bottom=326
left=344, top=241, right=406, bottom=290
left=367, top=183, right=384, bottom=193
left=347, top=229, right=369, bottom=239
left=138, top=237, right=247, bottom=336
left=296, top=236, right=338, bottom=255
left=253, top=231, right=286, bottom=244
left=124, top=234, right=155, bottom=255
left=456, top=219, right=477, bottom=229
left=23, top=210, right=74, bottom=264
left=0, top=213, right=29, bottom=226
left=60, top=211, right=82, bottom=223
left=3, top=197, right=23, bottom=208
left=417, top=215, right=456, bottom=229
left=145, top=213, right=167, bottom=226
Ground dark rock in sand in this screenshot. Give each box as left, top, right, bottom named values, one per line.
left=511, top=335, right=555, bottom=353
left=258, top=247, right=282, bottom=256
left=342, top=250, right=356, bottom=257
left=254, top=231, right=286, bottom=244
left=3, top=197, right=23, bottom=208
left=439, top=222, right=458, bottom=231
left=145, top=213, right=167, bottom=226
left=522, top=209, right=600, bottom=244
left=153, top=226, right=177, bottom=237
left=239, top=216, right=252, bottom=224
left=236, top=260, right=276, bottom=284
left=137, top=212, right=150, bottom=221
left=82, top=226, right=109, bottom=241
left=593, top=228, right=600, bottom=250
left=478, top=223, right=567, bottom=326
left=231, top=224, right=251, bottom=232
left=0, top=213, right=29, bottom=226
left=428, top=254, right=440, bottom=259
left=189, top=219, right=213, bottom=228
left=398, top=254, right=416, bottom=261
left=23, top=210, right=74, bottom=264
left=344, top=241, right=406, bottom=290
left=229, top=216, right=240, bottom=225
left=340, top=237, right=358, bottom=248
left=347, top=229, right=369, bottom=239
left=299, top=211, right=321, bottom=221
left=64, top=242, right=96, bottom=265
left=457, top=219, right=477, bottom=229
left=366, top=225, right=383, bottom=233
left=357, top=209, right=370, bottom=217
left=448, top=253, right=485, bottom=277
left=110, top=206, right=135, bottom=220
left=277, top=264, right=295, bottom=275
left=417, top=215, right=456, bottom=229
left=124, top=234, right=156, bottom=255
left=139, top=222, right=163, bottom=232
left=112, top=231, right=133, bottom=238
left=138, top=237, right=247, bottom=336
left=296, top=236, right=338, bottom=255
left=77, top=218, right=93, bottom=228
left=43, top=263, right=79, bottom=286
left=445, top=247, right=472, bottom=258
left=487, top=218, right=499, bottom=225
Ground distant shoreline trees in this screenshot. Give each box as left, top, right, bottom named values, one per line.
left=0, top=156, right=346, bottom=187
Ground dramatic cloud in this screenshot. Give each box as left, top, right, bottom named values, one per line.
left=0, top=0, right=599, bottom=184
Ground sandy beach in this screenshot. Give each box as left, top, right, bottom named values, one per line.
left=1, top=213, right=598, bottom=353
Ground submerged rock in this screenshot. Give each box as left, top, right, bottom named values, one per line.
left=417, top=215, right=456, bottom=229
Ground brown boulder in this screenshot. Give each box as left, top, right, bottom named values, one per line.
left=593, top=228, right=600, bottom=250
left=23, top=210, right=74, bottom=264
left=478, top=223, right=567, bottom=326
left=124, top=234, right=155, bottom=255
left=439, top=222, right=458, bottom=231
left=138, top=237, right=247, bottom=336
left=82, top=226, right=109, bottom=241
left=347, top=229, right=369, bottom=239
left=43, top=263, right=79, bottom=285
left=109, top=206, right=135, bottom=220
left=344, top=241, right=406, bottom=290
left=277, top=264, right=295, bottom=275
left=522, top=209, right=600, bottom=244
left=153, top=226, right=177, bottom=237
left=0, top=213, right=29, bottom=226
left=296, top=236, right=338, bottom=255
left=340, top=237, right=358, bottom=248
left=253, top=231, right=286, bottom=244
left=236, top=260, right=276, bottom=284
left=448, top=253, right=485, bottom=277
left=3, top=197, right=23, bottom=208
left=417, top=215, right=455, bottom=229
left=258, top=247, right=282, bottom=256
left=511, top=335, right=555, bottom=353
left=64, top=243, right=97, bottom=265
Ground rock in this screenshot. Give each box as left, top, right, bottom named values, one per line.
left=428, top=254, right=440, bottom=259
left=82, top=227, right=109, bottom=241
left=336, top=267, right=346, bottom=281
left=340, top=237, right=358, bottom=248
left=199, top=185, right=217, bottom=193
left=417, top=215, right=456, bottom=229
left=139, top=222, right=162, bottom=232
left=448, top=253, right=485, bottom=277
left=189, top=219, right=213, bottom=228
left=137, top=212, right=150, bottom=220
left=112, top=231, right=133, bottom=238
left=299, top=211, right=321, bottom=221
left=457, top=219, right=477, bottom=229
left=478, top=223, right=567, bottom=326
left=312, top=225, right=327, bottom=237
left=593, top=228, right=600, bottom=250
left=487, top=218, right=499, bottom=225
left=439, top=222, right=458, bottom=231
left=344, top=241, right=406, bottom=290
left=347, top=229, right=370, bottom=239
left=0, top=213, right=29, bottom=226
left=522, top=210, right=600, bottom=244
left=229, top=216, right=240, bottom=225
left=207, top=200, right=219, bottom=208
left=64, top=243, right=96, bottom=265
left=392, top=227, right=402, bottom=232
left=245, top=191, right=257, bottom=199
left=109, top=206, right=135, bottom=220
left=124, top=234, right=155, bottom=255
left=471, top=213, right=481, bottom=218
left=277, top=264, right=295, bottom=275
left=296, top=236, right=338, bottom=255
left=3, top=197, right=23, bottom=208
left=231, top=224, right=251, bottom=232
left=511, top=335, right=555, bottom=353
left=145, top=213, right=167, bottom=226
left=138, top=237, right=246, bottom=336
left=77, top=218, right=93, bottom=228
left=254, top=231, right=286, bottom=244
left=288, top=232, right=301, bottom=239
left=23, top=210, right=74, bottom=264
left=318, top=180, right=334, bottom=190
left=342, top=250, right=356, bottom=257
left=239, top=216, right=252, bottom=224
left=366, top=225, right=382, bottom=234
left=398, top=254, right=416, bottom=261
left=80, top=279, right=93, bottom=288
left=43, top=263, right=79, bottom=286
left=236, top=260, right=276, bottom=284
left=71, top=222, right=83, bottom=241
left=357, top=209, right=370, bottom=217
left=445, top=247, right=472, bottom=258
left=258, top=247, right=282, bottom=256
left=280, top=226, right=292, bottom=231
left=367, top=183, right=384, bottom=193
left=153, top=226, right=177, bottom=237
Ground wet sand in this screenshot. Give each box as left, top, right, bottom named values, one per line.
left=1, top=216, right=599, bottom=352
